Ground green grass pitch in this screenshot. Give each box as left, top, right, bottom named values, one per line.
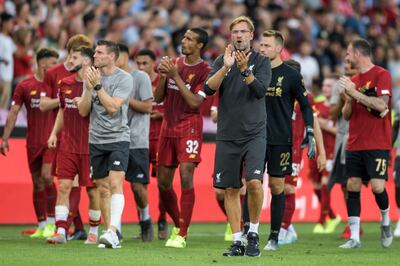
left=0, top=223, right=398, bottom=266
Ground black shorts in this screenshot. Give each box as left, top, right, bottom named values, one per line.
left=266, top=145, right=292, bottom=177
left=346, top=150, right=389, bottom=182
left=329, top=146, right=347, bottom=187
left=214, top=137, right=266, bottom=189
left=394, top=156, right=400, bottom=187
left=126, top=149, right=150, bottom=184
left=89, top=142, right=129, bottom=180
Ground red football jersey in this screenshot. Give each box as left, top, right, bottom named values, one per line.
left=41, top=63, right=72, bottom=139
left=314, top=100, right=335, bottom=159
left=150, top=73, right=164, bottom=140
left=348, top=65, right=392, bottom=151
left=160, top=56, right=211, bottom=138
left=12, top=75, right=50, bottom=148
left=58, top=74, right=89, bottom=154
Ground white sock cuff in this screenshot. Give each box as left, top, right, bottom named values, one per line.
left=381, top=207, right=390, bottom=213
left=89, top=209, right=101, bottom=221
left=55, top=205, right=69, bottom=221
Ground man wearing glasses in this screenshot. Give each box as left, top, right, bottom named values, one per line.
left=205, top=16, right=271, bottom=257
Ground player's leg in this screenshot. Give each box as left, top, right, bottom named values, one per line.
left=157, top=136, right=180, bottom=245
left=339, top=151, right=363, bottom=249
left=280, top=182, right=297, bottom=245
left=368, top=150, right=392, bottom=247
left=214, top=140, right=244, bottom=256
left=30, top=170, right=47, bottom=238
left=47, top=152, right=78, bottom=244
left=265, top=145, right=290, bottom=251
left=177, top=162, right=196, bottom=239
left=41, top=150, right=57, bottom=238
left=150, top=139, right=167, bottom=239
left=242, top=137, right=265, bottom=257
left=67, top=176, right=86, bottom=240
left=98, top=142, right=129, bottom=249
left=393, top=156, right=400, bottom=237
left=86, top=186, right=101, bottom=244
left=322, top=167, right=341, bottom=233
left=127, top=149, right=153, bottom=242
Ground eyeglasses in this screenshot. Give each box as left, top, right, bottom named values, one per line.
left=231, top=30, right=251, bottom=35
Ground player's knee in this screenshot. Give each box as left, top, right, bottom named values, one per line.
left=58, top=181, right=72, bottom=195
left=131, top=183, right=146, bottom=195
left=214, top=188, right=224, bottom=200
left=371, top=182, right=385, bottom=194
left=224, top=188, right=239, bottom=199
left=98, top=182, right=110, bottom=197
left=346, top=178, right=361, bottom=192
left=269, top=181, right=284, bottom=195
left=246, top=179, right=262, bottom=193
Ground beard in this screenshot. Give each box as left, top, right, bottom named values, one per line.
left=70, top=64, right=82, bottom=73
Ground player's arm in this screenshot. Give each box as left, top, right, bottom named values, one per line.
left=318, top=117, right=337, bottom=135
left=330, top=98, right=344, bottom=120
left=154, top=74, right=167, bottom=103
left=236, top=51, right=271, bottom=99
left=96, top=87, right=125, bottom=115
left=48, top=108, right=64, bottom=149
left=39, top=75, right=59, bottom=112
left=313, top=117, right=326, bottom=172
left=393, top=116, right=399, bottom=147
left=294, top=75, right=314, bottom=129
left=339, top=76, right=389, bottom=115
left=129, top=98, right=153, bottom=113
left=0, top=104, right=22, bottom=156
left=342, top=95, right=353, bottom=121
left=78, top=84, right=92, bottom=117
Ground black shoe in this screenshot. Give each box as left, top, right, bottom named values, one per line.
left=223, top=241, right=245, bottom=256
left=68, top=230, right=87, bottom=241
left=245, top=232, right=261, bottom=257
left=140, top=219, right=154, bottom=242
left=157, top=219, right=168, bottom=240
left=116, top=229, right=123, bottom=243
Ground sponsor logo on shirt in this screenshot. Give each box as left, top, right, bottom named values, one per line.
left=65, top=98, right=77, bottom=109
left=30, top=98, right=40, bottom=108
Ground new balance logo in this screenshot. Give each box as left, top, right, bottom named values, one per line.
left=113, top=161, right=121, bottom=166
left=136, top=174, right=144, bottom=179
left=254, top=170, right=261, bottom=175
left=215, top=172, right=222, bottom=183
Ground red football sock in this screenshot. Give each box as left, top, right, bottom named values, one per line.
left=33, top=190, right=47, bottom=222
left=45, top=183, right=57, bottom=218
left=319, top=185, right=330, bottom=224
left=66, top=187, right=81, bottom=230
left=159, top=188, right=180, bottom=228
left=240, top=194, right=245, bottom=207
left=158, top=190, right=167, bottom=221
left=56, top=220, right=68, bottom=232
left=74, top=211, right=84, bottom=231
left=282, top=193, right=295, bottom=229
left=314, top=188, right=321, bottom=202
left=216, top=197, right=226, bottom=216
left=325, top=185, right=336, bottom=219
left=178, top=188, right=195, bottom=237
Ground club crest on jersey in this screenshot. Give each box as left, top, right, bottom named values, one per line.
left=65, top=88, right=72, bottom=95
left=277, top=76, right=284, bottom=87
left=359, top=81, right=372, bottom=92
left=30, top=90, right=37, bottom=96
left=186, top=73, right=195, bottom=83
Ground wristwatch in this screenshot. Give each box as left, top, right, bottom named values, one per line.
left=241, top=68, right=252, bottom=77
left=93, top=84, right=102, bottom=91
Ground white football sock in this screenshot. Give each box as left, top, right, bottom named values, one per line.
left=110, top=194, right=125, bottom=231
left=348, top=216, right=360, bottom=242
left=139, top=205, right=150, bottom=221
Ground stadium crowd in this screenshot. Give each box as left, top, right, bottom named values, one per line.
left=0, top=0, right=400, bottom=257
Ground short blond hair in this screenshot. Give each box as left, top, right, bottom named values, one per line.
left=262, top=30, right=285, bottom=46
left=229, top=16, right=254, bottom=32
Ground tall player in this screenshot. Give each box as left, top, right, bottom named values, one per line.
left=278, top=59, right=326, bottom=245
left=135, top=48, right=167, bottom=240
left=40, top=34, right=92, bottom=240
left=116, top=43, right=154, bottom=241
left=259, top=30, right=315, bottom=251
left=46, top=47, right=101, bottom=244
left=339, top=39, right=393, bottom=249
left=154, top=28, right=211, bottom=248
left=0, top=48, right=59, bottom=238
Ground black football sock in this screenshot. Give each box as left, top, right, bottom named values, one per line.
left=269, top=192, right=285, bottom=242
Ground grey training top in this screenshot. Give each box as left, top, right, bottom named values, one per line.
left=128, top=70, right=153, bottom=149
left=330, top=80, right=349, bottom=164
left=89, top=68, right=133, bottom=144
left=204, top=50, right=271, bottom=141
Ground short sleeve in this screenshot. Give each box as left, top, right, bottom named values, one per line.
left=59, top=85, right=65, bottom=109
left=194, top=64, right=211, bottom=98
left=138, top=72, right=153, bottom=101
left=114, top=73, right=134, bottom=101
left=376, top=70, right=392, bottom=97
left=12, top=82, right=24, bottom=106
